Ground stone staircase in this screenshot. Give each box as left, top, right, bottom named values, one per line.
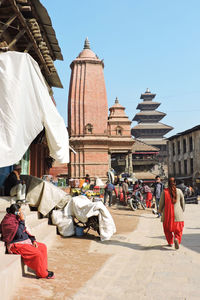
left=0, top=197, right=57, bottom=300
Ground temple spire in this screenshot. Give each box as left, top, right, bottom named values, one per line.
left=115, top=97, right=119, bottom=104
left=84, top=37, right=90, bottom=49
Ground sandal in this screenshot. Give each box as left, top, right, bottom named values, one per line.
left=174, top=239, right=179, bottom=250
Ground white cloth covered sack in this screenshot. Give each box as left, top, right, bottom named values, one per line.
left=51, top=209, right=75, bottom=237
left=0, top=51, right=69, bottom=167
left=53, top=195, right=116, bottom=241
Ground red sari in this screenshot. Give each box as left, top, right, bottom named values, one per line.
left=163, top=188, right=184, bottom=245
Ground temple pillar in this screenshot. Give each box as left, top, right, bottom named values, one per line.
left=128, top=152, right=133, bottom=174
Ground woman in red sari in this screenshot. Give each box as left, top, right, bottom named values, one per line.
left=0, top=204, right=54, bottom=278
left=158, top=177, right=185, bottom=249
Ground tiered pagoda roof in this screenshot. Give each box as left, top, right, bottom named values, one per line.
left=131, top=89, right=173, bottom=140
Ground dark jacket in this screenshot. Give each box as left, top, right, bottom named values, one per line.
left=153, top=182, right=164, bottom=198
left=4, top=172, right=22, bottom=196
left=105, top=183, right=115, bottom=192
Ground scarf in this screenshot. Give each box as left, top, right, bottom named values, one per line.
left=0, top=213, right=19, bottom=244
left=164, top=188, right=175, bottom=232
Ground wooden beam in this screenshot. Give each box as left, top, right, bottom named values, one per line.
left=18, top=5, right=31, bottom=12
left=16, top=0, right=28, bottom=3
left=0, top=0, right=7, bottom=7
left=0, top=15, right=17, bottom=38
left=8, top=28, right=25, bottom=47
left=7, top=0, right=50, bottom=75
left=24, top=42, right=33, bottom=53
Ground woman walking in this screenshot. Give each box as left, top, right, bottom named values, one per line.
left=158, top=177, right=185, bottom=249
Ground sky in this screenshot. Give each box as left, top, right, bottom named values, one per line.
left=41, top=0, right=200, bottom=137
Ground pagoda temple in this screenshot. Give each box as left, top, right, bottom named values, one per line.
left=131, top=89, right=173, bottom=160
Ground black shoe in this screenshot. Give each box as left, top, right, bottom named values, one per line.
left=46, top=271, right=55, bottom=279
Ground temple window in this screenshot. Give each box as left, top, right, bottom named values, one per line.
left=116, top=126, right=122, bottom=135
left=85, top=123, right=93, bottom=134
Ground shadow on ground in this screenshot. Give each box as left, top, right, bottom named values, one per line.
left=148, top=233, right=200, bottom=254
left=95, top=238, right=174, bottom=251
left=181, top=233, right=200, bottom=253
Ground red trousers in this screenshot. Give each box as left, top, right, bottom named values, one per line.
left=145, top=192, right=152, bottom=208
left=163, top=221, right=184, bottom=245
left=10, top=242, right=48, bottom=278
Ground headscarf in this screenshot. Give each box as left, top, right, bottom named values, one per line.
left=0, top=204, right=20, bottom=244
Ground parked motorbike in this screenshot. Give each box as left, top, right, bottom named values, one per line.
left=127, top=190, right=146, bottom=211
left=73, top=215, right=100, bottom=236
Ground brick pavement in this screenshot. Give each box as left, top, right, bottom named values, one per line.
left=71, top=204, right=200, bottom=300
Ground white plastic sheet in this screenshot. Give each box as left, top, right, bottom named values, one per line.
left=52, top=196, right=116, bottom=241
left=0, top=51, right=69, bottom=167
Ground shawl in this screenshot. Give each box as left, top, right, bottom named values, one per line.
left=164, top=188, right=175, bottom=232
left=0, top=214, right=19, bottom=244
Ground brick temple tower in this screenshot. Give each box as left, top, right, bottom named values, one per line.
left=108, top=97, right=134, bottom=175
left=68, top=38, right=109, bottom=179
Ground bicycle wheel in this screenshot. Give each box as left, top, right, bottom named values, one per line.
left=129, top=199, right=137, bottom=211
left=141, top=201, right=146, bottom=210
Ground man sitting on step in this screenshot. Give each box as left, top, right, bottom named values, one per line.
left=4, top=164, right=26, bottom=203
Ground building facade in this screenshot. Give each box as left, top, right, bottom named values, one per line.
left=131, top=139, right=159, bottom=183
left=168, top=125, right=200, bottom=188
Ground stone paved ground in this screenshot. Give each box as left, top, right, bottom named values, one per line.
left=13, top=204, right=200, bottom=300
left=71, top=204, right=200, bottom=300
left=13, top=205, right=143, bottom=300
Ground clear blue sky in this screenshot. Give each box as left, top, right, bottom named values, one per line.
left=41, top=0, right=200, bottom=137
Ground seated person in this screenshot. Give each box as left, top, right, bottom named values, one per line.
left=4, top=164, right=26, bottom=201
left=0, top=204, right=54, bottom=279
left=85, top=174, right=91, bottom=185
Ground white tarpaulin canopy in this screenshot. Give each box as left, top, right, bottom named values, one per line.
left=0, top=51, right=69, bottom=167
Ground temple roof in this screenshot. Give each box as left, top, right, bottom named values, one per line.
left=132, top=139, right=159, bottom=152
left=138, top=138, right=168, bottom=145
left=136, top=101, right=161, bottom=110
left=109, top=97, right=125, bottom=109
left=77, top=38, right=99, bottom=60
left=0, top=0, right=63, bottom=88
left=133, top=111, right=166, bottom=116
left=140, top=88, right=156, bottom=100
left=132, top=122, right=173, bottom=130
left=108, top=97, right=130, bottom=121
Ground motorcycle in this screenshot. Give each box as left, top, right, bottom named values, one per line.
left=127, top=189, right=146, bottom=211
left=73, top=215, right=100, bottom=236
